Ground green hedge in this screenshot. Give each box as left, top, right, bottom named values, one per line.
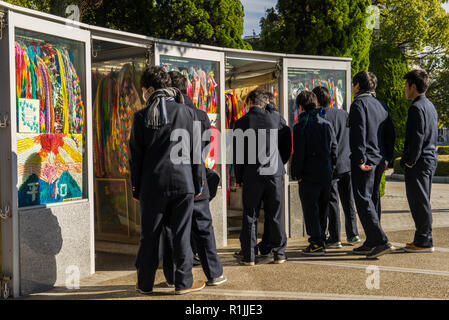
left=394, top=155, right=449, bottom=176
left=380, top=172, right=386, bottom=197
left=438, top=146, right=449, bottom=155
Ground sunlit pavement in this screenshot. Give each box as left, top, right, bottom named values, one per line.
left=21, top=179, right=449, bottom=300
left=19, top=226, right=449, bottom=300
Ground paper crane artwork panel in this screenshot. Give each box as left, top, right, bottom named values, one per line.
left=17, top=133, right=83, bottom=207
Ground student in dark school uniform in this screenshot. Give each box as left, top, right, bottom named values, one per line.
left=233, top=89, right=288, bottom=265
left=291, top=91, right=338, bottom=256
left=162, top=71, right=227, bottom=287
left=312, top=86, right=360, bottom=249
left=256, top=91, right=292, bottom=257
left=401, top=70, right=438, bottom=253
left=347, top=71, right=396, bottom=259
left=129, top=66, right=204, bottom=295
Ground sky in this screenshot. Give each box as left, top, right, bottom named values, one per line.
left=444, top=2, right=449, bottom=12
left=241, top=0, right=277, bottom=37
left=242, top=1, right=449, bottom=37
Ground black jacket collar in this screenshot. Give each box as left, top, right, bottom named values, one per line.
left=412, top=94, right=426, bottom=104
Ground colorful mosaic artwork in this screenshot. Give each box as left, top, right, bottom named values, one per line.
left=17, top=133, right=83, bottom=207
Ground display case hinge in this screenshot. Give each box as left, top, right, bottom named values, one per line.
left=0, top=11, right=7, bottom=41
left=91, top=37, right=98, bottom=58
left=0, top=113, right=9, bottom=129
left=0, top=202, right=11, bottom=220
left=1, top=276, right=12, bottom=299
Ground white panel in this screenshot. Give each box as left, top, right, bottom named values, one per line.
left=156, top=43, right=223, bottom=62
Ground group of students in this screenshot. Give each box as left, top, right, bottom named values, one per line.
left=129, top=66, right=226, bottom=295
left=244, top=69, right=437, bottom=262
left=129, top=66, right=439, bottom=295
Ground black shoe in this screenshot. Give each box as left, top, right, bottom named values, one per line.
left=135, top=285, right=153, bottom=295
left=273, top=254, right=287, bottom=264
left=302, top=244, right=325, bottom=256
left=352, top=244, right=374, bottom=255
left=193, top=253, right=201, bottom=266
left=234, top=250, right=258, bottom=259
left=256, top=243, right=272, bottom=257
left=366, top=243, right=394, bottom=259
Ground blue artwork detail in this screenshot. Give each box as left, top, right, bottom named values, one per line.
left=18, top=172, right=82, bottom=207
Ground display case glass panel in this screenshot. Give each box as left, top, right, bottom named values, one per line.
left=15, top=28, right=87, bottom=207
left=288, top=67, right=347, bottom=127
left=92, top=40, right=147, bottom=243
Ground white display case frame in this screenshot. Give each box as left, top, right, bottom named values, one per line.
left=2, top=10, right=94, bottom=297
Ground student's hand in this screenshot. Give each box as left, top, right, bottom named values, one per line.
left=359, top=164, right=373, bottom=172
left=298, top=179, right=302, bottom=183
left=133, top=198, right=140, bottom=203
left=384, top=161, right=389, bottom=172
left=195, top=193, right=202, bottom=198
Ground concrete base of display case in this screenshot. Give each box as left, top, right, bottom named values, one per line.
left=209, top=187, right=226, bottom=248
left=18, top=201, right=92, bottom=296
left=288, top=182, right=305, bottom=238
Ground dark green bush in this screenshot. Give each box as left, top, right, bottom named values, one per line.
left=380, top=172, right=386, bottom=197
left=394, top=156, right=449, bottom=176
left=438, top=146, right=449, bottom=155
left=436, top=155, right=449, bottom=176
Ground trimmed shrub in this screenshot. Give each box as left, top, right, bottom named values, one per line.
left=437, top=146, right=449, bottom=155
left=393, top=155, right=449, bottom=176
left=380, top=172, right=386, bottom=197
left=370, top=44, right=409, bottom=159
left=436, top=155, right=449, bottom=176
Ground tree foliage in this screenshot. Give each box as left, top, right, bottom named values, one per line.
left=259, top=0, right=373, bottom=75
left=427, top=55, right=449, bottom=128
left=373, top=0, right=449, bottom=62
left=152, top=0, right=251, bottom=49
left=370, top=44, right=409, bottom=158
left=371, top=0, right=449, bottom=144
left=4, top=0, right=102, bottom=19
left=4, top=0, right=250, bottom=50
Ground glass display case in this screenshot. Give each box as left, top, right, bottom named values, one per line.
left=223, top=56, right=281, bottom=236
left=91, top=39, right=148, bottom=244
left=288, top=67, right=347, bottom=127
left=14, top=27, right=88, bottom=208
left=2, top=9, right=93, bottom=298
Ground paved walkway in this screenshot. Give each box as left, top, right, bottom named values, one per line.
left=18, top=179, right=449, bottom=300
left=21, top=227, right=449, bottom=300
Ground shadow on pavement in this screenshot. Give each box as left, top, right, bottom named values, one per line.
left=22, top=284, right=176, bottom=300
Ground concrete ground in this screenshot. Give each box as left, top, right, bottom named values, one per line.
left=19, top=179, right=449, bottom=300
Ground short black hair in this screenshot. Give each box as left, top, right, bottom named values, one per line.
left=140, top=66, right=172, bottom=90
left=312, top=86, right=332, bottom=107
left=353, top=71, right=377, bottom=92
left=296, top=91, right=318, bottom=112
left=169, top=70, right=188, bottom=94
left=264, top=91, right=276, bottom=105
left=246, top=89, right=268, bottom=107
left=404, top=69, right=430, bottom=93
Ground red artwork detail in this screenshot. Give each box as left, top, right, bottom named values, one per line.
left=35, top=134, right=66, bottom=158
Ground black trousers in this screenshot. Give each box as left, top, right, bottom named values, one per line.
left=135, top=193, right=194, bottom=291
left=351, top=161, right=388, bottom=247
left=163, top=199, right=223, bottom=282
left=405, top=158, right=437, bottom=248
left=326, top=172, right=359, bottom=242
left=299, top=179, right=330, bottom=246
left=240, top=175, right=287, bottom=262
